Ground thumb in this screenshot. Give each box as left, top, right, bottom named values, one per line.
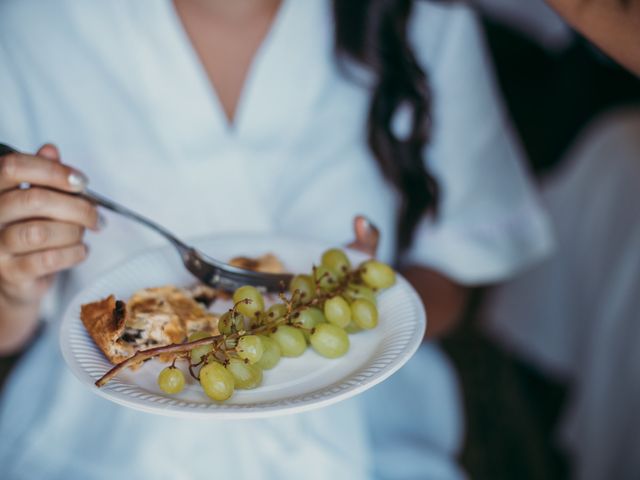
left=346, top=215, right=380, bottom=258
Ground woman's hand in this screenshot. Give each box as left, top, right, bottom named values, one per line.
left=347, top=215, right=380, bottom=257
left=0, top=144, right=98, bottom=308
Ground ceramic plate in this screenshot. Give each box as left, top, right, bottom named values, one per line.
left=60, top=234, right=426, bottom=419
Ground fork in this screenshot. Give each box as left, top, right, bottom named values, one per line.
left=0, top=143, right=293, bottom=292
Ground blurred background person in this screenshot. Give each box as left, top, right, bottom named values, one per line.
left=483, top=108, right=640, bottom=480
left=452, top=0, right=640, bottom=479
left=546, top=0, right=640, bottom=75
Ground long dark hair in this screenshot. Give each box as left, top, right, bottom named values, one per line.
left=333, top=0, right=438, bottom=251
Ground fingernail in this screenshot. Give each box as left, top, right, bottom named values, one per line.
left=361, top=216, right=380, bottom=235
left=97, top=213, right=107, bottom=231
left=68, top=170, right=89, bottom=190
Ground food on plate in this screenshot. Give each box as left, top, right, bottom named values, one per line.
left=350, top=298, right=378, bottom=330
left=228, top=253, right=284, bottom=273
left=80, top=295, right=135, bottom=364
left=199, top=362, right=235, bottom=401
left=271, top=325, right=307, bottom=357
left=88, top=249, right=397, bottom=403
left=255, top=335, right=281, bottom=370
left=323, top=296, right=352, bottom=328
left=157, top=366, right=186, bottom=394
left=359, top=260, right=396, bottom=289
left=80, top=285, right=219, bottom=365
left=310, top=323, right=350, bottom=359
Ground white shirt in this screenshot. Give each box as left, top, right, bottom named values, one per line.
left=0, top=1, right=552, bottom=478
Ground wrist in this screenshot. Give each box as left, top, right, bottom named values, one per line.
left=0, top=288, right=43, bottom=356
left=0, top=285, right=43, bottom=311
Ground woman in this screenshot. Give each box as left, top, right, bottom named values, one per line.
left=0, top=0, right=552, bottom=478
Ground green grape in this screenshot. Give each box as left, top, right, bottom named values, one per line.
left=255, top=303, right=286, bottom=328
left=226, top=358, right=263, bottom=390
left=188, top=331, right=214, bottom=363
left=350, top=298, right=378, bottom=329
left=344, top=321, right=362, bottom=334
left=237, top=335, right=264, bottom=364
left=232, top=285, right=265, bottom=319
left=321, top=248, right=351, bottom=279
left=310, top=324, right=350, bottom=358
left=219, top=311, right=245, bottom=334
left=271, top=325, right=307, bottom=357
left=344, top=284, right=376, bottom=304
left=289, top=274, right=315, bottom=304
left=157, top=366, right=185, bottom=394
left=266, top=303, right=288, bottom=321
left=314, top=265, right=338, bottom=292
left=256, top=335, right=281, bottom=370
left=323, top=296, right=351, bottom=328
left=293, top=307, right=325, bottom=341
left=199, top=362, right=235, bottom=401
left=360, top=260, right=396, bottom=290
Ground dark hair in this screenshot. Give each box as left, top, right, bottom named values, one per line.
left=332, top=0, right=438, bottom=251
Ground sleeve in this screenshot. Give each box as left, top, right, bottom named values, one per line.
left=401, top=4, right=554, bottom=285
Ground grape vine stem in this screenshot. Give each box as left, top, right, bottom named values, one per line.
left=95, top=266, right=364, bottom=388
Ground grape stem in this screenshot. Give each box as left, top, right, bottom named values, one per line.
left=95, top=317, right=291, bottom=387
left=95, top=335, right=224, bottom=387
left=95, top=265, right=366, bottom=388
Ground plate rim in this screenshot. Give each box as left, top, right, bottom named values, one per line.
left=59, top=233, right=426, bottom=419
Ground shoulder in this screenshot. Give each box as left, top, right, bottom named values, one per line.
left=0, top=0, right=127, bottom=50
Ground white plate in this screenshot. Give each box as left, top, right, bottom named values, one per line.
left=60, top=234, right=426, bottom=419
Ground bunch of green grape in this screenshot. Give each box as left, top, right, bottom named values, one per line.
left=157, top=249, right=396, bottom=401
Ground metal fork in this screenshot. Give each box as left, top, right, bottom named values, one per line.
left=0, top=144, right=293, bottom=292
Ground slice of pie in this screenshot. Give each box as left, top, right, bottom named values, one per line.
left=81, top=285, right=220, bottom=365
left=80, top=253, right=284, bottom=365
left=80, top=295, right=135, bottom=364
left=229, top=253, right=285, bottom=274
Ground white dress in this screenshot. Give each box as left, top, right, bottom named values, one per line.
left=0, top=1, right=552, bottom=478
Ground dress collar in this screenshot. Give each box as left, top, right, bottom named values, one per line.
left=156, top=0, right=333, bottom=151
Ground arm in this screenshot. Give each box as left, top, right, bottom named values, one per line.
left=546, top=0, right=640, bottom=75
left=402, top=266, right=470, bottom=339
left=0, top=297, right=43, bottom=355
left=400, top=5, right=553, bottom=333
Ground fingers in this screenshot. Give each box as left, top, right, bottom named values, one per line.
left=0, top=187, right=99, bottom=230
left=0, top=151, right=88, bottom=192
left=0, top=243, right=88, bottom=285
left=347, top=215, right=380, bottom=258
left=0, top=220, right=85, bottom=255
left=36, top=144, right=61, bottom=162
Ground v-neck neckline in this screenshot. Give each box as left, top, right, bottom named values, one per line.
left=154, top=0, right=332, bottom=152
left=165, top=0, right=292, bottom=137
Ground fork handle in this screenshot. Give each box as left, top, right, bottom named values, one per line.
left=82, top=188, right=191, bottom=254
left=0, top=143, right=191, bottom=255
